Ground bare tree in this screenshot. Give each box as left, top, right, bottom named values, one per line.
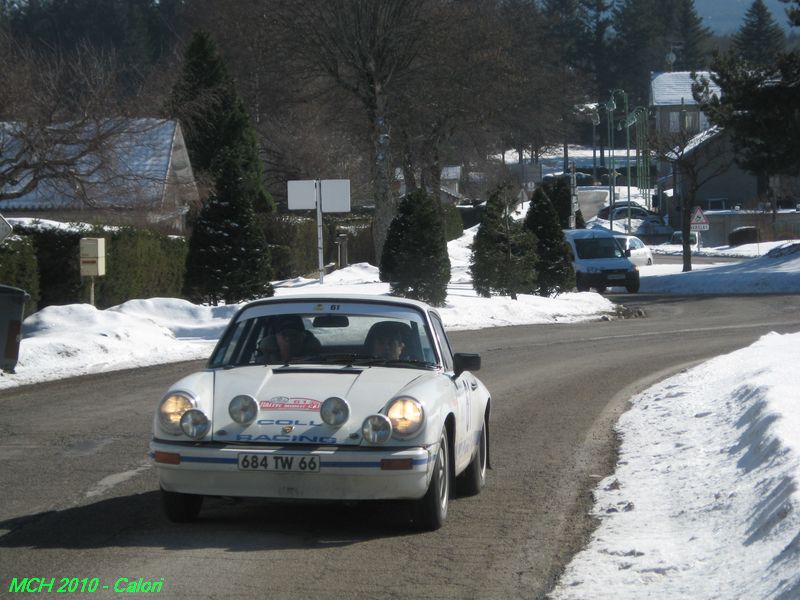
left=270, top=0, right=430, bottom=259
left=653, top=127, right=733, bottom=271
left=0, top=34, right=164, bottom=207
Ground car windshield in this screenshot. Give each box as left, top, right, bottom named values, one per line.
left=574, top=237, right=625, bottom=259
left=208, top=301, right=438, bottom=369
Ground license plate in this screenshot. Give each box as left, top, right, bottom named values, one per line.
left=237, top=453, right=320, bottom=472
left=608, top=274, right=625, bottom=280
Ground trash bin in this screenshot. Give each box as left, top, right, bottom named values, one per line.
left=0, top=284, right=29, bottom=373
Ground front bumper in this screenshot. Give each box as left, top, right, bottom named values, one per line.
left=150, top=439, right=435, bottom=501
left=578, top=270, right=638, bottom=288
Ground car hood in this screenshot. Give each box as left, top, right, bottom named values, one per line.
left=209, top=365, right=429, bottom=446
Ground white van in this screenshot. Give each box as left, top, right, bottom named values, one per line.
left=563, top=228, right=640, bottom=293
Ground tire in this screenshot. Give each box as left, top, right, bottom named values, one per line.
left=457, top=418, right=487, bottom=496
left=413, top=429, right=450, bottom=531
left=595, top=285, right=606, bottom=294
left=576, top=274, right=589, bottom=292
left=626, top=282, right=640, bottom=293
left=161, top=488, right=203, bottom=523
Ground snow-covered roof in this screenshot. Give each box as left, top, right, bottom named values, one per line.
left=650, top=71, right=720, bottom=107
left=666, top=125, right=723, bottom=160
left=0, top=118, right=182, bottom=210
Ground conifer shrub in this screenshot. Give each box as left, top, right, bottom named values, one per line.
left=524, top=187, right=575, bottom=296
left=0, top=234, right=41, bottom=313
left=380, top=189, right=450, bottom=306
left=470, top=184, right=538, bottom=299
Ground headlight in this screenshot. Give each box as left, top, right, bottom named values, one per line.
left=362, top=414, right=392, bottom=444
left=386, top=397, right=424, bottom=438
left=180, top=409, right=210, bottom=440
left=158, top=392, right=195, bottom=435
left=229, top=395, right=258, bottom=426
left=321, top=397, right=350, bottom=426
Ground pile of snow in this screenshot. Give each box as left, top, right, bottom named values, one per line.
left=552, top=331, right=800, bottom=599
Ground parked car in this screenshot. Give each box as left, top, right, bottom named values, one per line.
left=595, top=201, right=651, bottom=220
left=614, top=234, right=654, bottom=266
left=151, top=294, right=491, bottom=531
left=563, top=228, right=640, bottom=293
left=669, top=230, right=701, bottom=250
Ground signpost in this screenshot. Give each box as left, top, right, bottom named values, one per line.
left=690, top=206, right=710, bottom=231
left=287, top=179, right=351, bottom=284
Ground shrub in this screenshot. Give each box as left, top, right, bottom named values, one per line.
left=470, top=184, right=538, bottom=299
left=524, top=187, right=575, bottom=296
left=0, top=235, right=41, bottom=314
left=380, top=190, right=450, bottom=306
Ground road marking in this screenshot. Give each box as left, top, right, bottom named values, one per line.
left=85, top=460, right=152, bottom=498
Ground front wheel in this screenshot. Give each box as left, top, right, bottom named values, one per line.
left=626, top=281, right=640, bottom=293
left=595, top=285, right=607, bottom=294
left=161, top=488, right=203, bottom=523
left=413, top=429, right=450, bottom=531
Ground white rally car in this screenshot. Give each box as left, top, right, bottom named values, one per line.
left=151, top=294, right=491, bottom=530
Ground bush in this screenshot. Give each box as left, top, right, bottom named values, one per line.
left=524, top=187, right=575, bottom=296
left=380, top=190, right=450, bottom=306
left=728, top=226, right=760, bottom=247
left=10, top=222, right=187, bottom=309
left=442, top=203, right=464, bottom=241
left=0, top=235, right=41, bottom=314
left=470, top=184, right=538, bottom=298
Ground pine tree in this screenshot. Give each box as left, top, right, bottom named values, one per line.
left=524, top=187, right=575, bottom=297
left=164, top=30, right=273, bottom=212
left=183, top=148, right=273, bottom=305
left=543, top=178, right=573, bottom=228
left=733, top=0, right=786, bottom=66
left=379, top=190, right=451, bottom=306
left=672, top=0, right=711, bottom=70
left=469, top=185, right=538, bottom=299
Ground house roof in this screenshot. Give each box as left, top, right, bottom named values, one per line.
left=650, top=71, right=720, bottom=107
left=666, top=125, right=723, bottom=160
left=0, top=118, right=183, bottom=210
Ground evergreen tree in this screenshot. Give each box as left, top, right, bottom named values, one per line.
left=524, top=187, right=575, bottom=297
left=469, top=185, right=538, bottom=299
left=164, top=30, right=273, bottom=212
left=183, top=148, right=273, bottom=305
left=543, top=178, right=573, bottom=229
left=379, top=190, right=450, bottom=306
left=733, top=0, right=786, bottom=66
left=577, top=0, right=614, bottom=97
left=673, top=0, right=712, bottom=70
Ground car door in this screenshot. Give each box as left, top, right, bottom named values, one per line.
left=429, top=313, right=473, bottom=472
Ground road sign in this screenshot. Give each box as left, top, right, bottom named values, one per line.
left=690, top=223, right=710, bottom=231
left=690, top=206, right=709, bottom=225
left=0, top=214, right=12, bottom=244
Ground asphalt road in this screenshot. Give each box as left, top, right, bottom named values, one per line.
left=2, top=295, right=799, bottom=599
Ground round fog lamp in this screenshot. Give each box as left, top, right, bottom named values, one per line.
left=321, top=397, right=350, bottom=426
left=362, top=414, right=392, bottom=444
left=180, top=409, right=210, bottom=440
left=229, top=395, right=258, bottom=426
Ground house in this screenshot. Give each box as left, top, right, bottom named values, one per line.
left=393, top=165, right=466, bottom=204
left=0, top=118, right=197, bottom=234
left=650, top=71, right=719, bottom=137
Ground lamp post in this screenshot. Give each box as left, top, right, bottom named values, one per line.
left=619, top=106, right=650, bottom=230
left=605, top=89, right=626, bottom=231
left=591, top=106, right=601, bottom=183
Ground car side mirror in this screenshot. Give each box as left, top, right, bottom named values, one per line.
left=625, top=248, right=631, bottom=257
left=453, top=353, right=481, bottom=376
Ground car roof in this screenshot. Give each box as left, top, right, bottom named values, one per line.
left=563, top=227, right=616, bottom=239
left=240, top=293, right=436, bottom=313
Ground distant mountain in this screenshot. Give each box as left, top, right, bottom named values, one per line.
left=694, top=0, right=793, bottom=33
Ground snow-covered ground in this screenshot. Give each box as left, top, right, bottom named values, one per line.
left=2, top=219, right=800, bottom=598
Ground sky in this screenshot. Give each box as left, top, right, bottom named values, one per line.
left=2, top=217, right=800, bottom=598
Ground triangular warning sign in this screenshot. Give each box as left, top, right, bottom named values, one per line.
left=690, top=206, right=709, bottom=225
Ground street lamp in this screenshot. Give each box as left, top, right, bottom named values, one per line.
left=590, top=107, right=601, bottom=183
left=605, top=89, right=626, bottom=231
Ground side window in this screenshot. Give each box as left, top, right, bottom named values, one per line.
left=429, top=313, right=454, bottom=372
